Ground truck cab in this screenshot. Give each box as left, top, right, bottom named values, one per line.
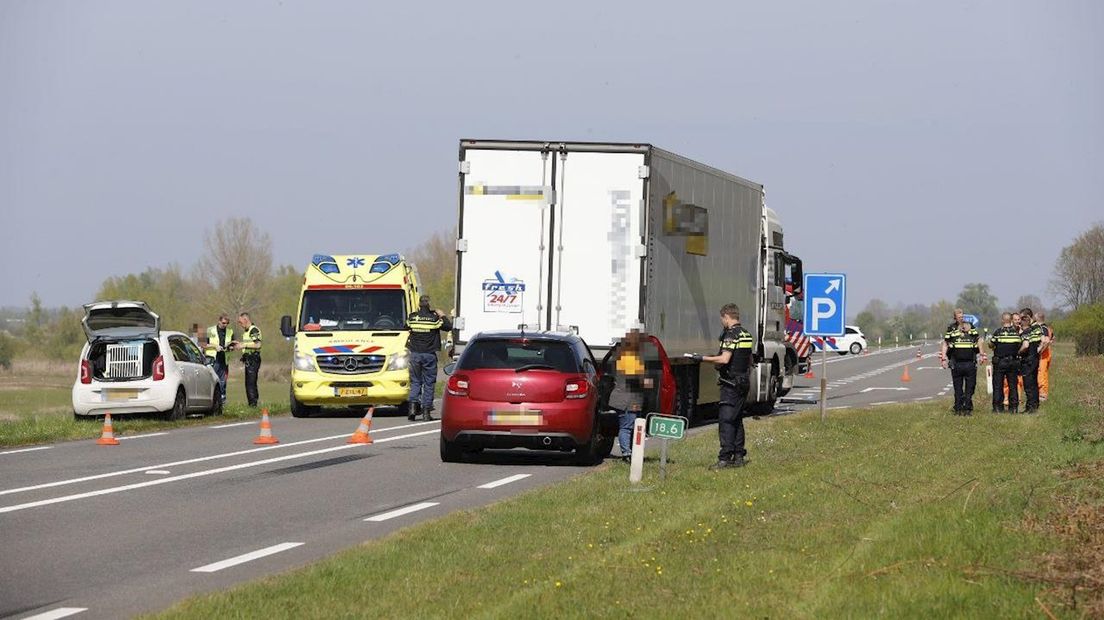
left=280, top=253, right=420, bottom=417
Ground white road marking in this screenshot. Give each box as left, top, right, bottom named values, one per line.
left=118, top=432, right=168, bottom=441
left=869, top=401, right=897, bottom=406
left=477, top=474, right=532, bottom=489
left=0, top=446, right=51, bottom=456
left=0, top=429, right=441, bottom=515
left=191, top=542, right=304, bottom=573
left=0, top=421, right=439, bottom=498
left=208, top=421, right=255, bottom=429
left=21, top=608, right=87, bottom=620
left=860, top=387, right=909, bottom=393
left=144, top=470, right=171, bottom=475
left=913, top=396, right=934, bottom=401
left=365, top=502, right=440, bottom=522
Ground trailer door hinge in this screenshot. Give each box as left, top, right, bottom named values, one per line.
left=459, top=161, right=471, bottom=174
left=638, top=165, right=650, bottom=179
left=456, top=238, right=468, bottom=252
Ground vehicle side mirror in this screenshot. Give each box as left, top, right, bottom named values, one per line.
left=444, top=362, right=456, bottom=376
left=280, top=315, right=294, bottom=338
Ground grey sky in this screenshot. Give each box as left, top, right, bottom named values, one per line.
left=1, top=1, right=1101, bottom=314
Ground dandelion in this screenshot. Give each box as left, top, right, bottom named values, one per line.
left=745, top=500, right=754, bottom=507
left=555, top=581, right=562, bottom=588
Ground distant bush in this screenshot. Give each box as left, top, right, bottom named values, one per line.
left=1056, top=302, right=1104, bottom=356
left=0, top=332, right=14, bottom=369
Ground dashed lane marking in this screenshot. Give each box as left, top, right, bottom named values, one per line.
left=0, top=446, right=51, bottom=456
left=477, top=474, right=532, bottom=489
left=365, top=502, right=439, bottom=522
left=191, top=542, right=304, bottom=573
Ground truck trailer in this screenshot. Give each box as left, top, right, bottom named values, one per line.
left=452, top=139, right=804, bottom=421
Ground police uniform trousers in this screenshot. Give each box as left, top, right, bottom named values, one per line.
left=950, top=360, right=977, bottom=413
left=991, top=357, right=1019, bottom=412
left=717, top=375, right=750, bottom=462
left=1021, top=355, right=1040, bottom=411
left=242, top=354, right=261, bottom=407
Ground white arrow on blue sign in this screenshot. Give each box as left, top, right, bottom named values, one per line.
left=803, top=273, right=847, bottom=337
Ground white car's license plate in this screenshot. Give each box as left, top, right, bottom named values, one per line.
left=104, top=389, right=140, bottom=402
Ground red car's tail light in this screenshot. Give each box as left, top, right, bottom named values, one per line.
left=80, top=360, right=92, bottom=384
left=152, top=355, right=165, bottom=381
left=447, top=374, right=469, bottom=397
left=565, top=376, right=589, bottom=400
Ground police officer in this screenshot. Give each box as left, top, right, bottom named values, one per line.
left=988, top=313, right=1022, bottom=413
left=939, top=307, right=967, bottom=368
left=406, top=295, right=452, bottom=421
left=1018, top=307, right=1044, bottom=413
left=943, top=320, right=983, bottom=415
left=234, top=312, right=262, bottom=407
left=687, top=303, right=754, bottom=470
left=203, top=314, right=233, bottom=405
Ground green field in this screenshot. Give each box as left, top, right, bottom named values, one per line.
left=152, top=351, right=1103, bottom=619
left=0, top=360, right=292, bottom=447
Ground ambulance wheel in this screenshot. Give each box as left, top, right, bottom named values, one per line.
left=290, top=387, right=317, bottom=418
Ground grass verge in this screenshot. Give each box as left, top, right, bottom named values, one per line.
left=153, top=353, right=1103, bottom=618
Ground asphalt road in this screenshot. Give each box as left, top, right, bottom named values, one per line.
left=0, top=342, right=957, bottom=619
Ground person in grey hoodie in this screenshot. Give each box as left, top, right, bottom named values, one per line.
left=605, top=329, right=662, bottom=462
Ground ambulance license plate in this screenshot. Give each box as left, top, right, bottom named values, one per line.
left=336, top=387, right=369, bottom=397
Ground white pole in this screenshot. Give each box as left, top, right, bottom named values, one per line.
left=629, top=418, right=646, bottom=483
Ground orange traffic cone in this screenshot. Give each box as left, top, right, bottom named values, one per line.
left=348, top=407, right=375, bottom=444
left=253, top=409, right=279, bottom=445
left=96, top=412, right=120, bottom=446
left=916, top=349, right=922, bottom=359
left=900, top=365, right=912, bottom=382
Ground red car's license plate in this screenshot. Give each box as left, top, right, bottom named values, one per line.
left=487, top=411, right=543, bottom=426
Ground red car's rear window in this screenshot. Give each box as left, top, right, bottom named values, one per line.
left=458, top=339, right=580, bottom=373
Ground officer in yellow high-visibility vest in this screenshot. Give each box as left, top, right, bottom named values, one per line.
left=233, top=312, right=263, bottom=407
left=204, top=314, right=234, bottom=404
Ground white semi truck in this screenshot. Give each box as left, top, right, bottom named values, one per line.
left=451, top=139, right=804, bottom=421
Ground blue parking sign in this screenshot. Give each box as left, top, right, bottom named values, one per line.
left=803, top=273, right=846, bottom=337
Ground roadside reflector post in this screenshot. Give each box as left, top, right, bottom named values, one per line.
left=629, top=417, right=646, bottom=483
left=820, top=345, right=828, bottom=422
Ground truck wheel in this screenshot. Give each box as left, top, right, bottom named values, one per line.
left=289, top=386, right=315, bottom=418
left=747, top=366, right=779, bottom=416
left=440, top=435, right=462, bottom=463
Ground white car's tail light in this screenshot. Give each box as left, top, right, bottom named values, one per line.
left=80, top=360, right=91, bottom=384
left=152, top=355, right=165, bottom=381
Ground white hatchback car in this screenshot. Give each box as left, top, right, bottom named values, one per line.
left=72, top=301, right=222, bottom=420
left=834, top=325, right=868, bottom=355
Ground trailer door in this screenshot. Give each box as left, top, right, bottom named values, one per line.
left=550, top=151, right=646, bottom=348
left=457, top=149, right=553, bottom=343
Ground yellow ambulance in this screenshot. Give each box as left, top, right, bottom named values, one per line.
left=279, top=254, right=420, bottom=417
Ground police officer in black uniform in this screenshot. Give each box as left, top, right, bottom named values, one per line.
left=688, top=303, right=755, bottom=470
left=406, top=295, right=452, bottom=421
left=234, top=312, right=262, bottom=407
left=939, top=307, right=966, bottom=370
left=1018, top=307, right=1044, bottom=413
left=987, top=313, right=1022, bottom=413
left=944, top=320, right=983, bottom=415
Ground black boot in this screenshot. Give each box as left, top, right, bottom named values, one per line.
left=408, top=402, right=419, bottom=421
left=422, top=404, right=433, bottom=421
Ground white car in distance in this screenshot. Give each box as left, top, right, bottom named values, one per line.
left=72, top=300, right=222, bottom=420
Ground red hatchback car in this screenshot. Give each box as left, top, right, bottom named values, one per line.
left=440, top=331, right=615, bottom=464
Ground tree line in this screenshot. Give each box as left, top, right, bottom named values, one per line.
left=0, top=219, right=457, bottom=370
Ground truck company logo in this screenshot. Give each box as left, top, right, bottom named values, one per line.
left=663, top=191, right=709, bottom=256
left=483, top=270, right=525, bottom=313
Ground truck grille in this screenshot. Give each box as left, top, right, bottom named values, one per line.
left=316, top=354, right=386, bottom=375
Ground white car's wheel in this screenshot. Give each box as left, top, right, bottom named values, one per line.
left=849, top=342, right=863, bottom=355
